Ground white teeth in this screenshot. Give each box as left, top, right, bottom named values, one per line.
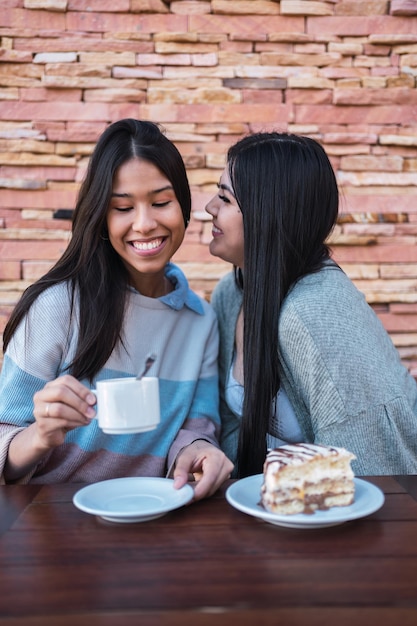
left=132, top=239, right=162, bottom=251
left=212, top=225, right=222, bottom=234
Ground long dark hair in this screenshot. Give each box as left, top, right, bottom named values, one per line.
left=228, top=132, right=339, bottom=477
left=3, top=119, right=191, bottom=381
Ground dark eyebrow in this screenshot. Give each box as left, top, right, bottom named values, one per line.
left=218, top=182, right=235, bottom=197
left=111, top=185, right=174, bottom=198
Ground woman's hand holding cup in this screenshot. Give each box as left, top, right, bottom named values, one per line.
left=32, top=375, right=96, bottom=449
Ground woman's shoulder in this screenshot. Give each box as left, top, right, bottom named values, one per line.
left=286, top=263, right=356, bottom=306
left=7, top=280, right=77, bottom=370
left=211, top=271, right=241, bottom=306
left=281, top=262, right=380, bottom=345
left=29, top=281, right=74, bottom=314
left=21, top=281, right=77, bottom=338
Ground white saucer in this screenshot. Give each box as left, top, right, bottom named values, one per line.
left=73, top=477, right=194, bottom=523
left=226, top=476, right=384, bottom=529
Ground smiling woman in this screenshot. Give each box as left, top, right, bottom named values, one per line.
left=107, top=158, right=186, bottom=297
left=0, top=118, right=233, bottom=497
left=206, top=131, right=417, bottom=480
left=206, top=169, right=244, bottom=269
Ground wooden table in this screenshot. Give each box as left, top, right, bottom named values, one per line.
left=1, top=476, right=417, bottom=625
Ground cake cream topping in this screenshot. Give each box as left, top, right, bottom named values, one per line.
left=264, top=443, right=351, bottom=468
left=261, top=443, right=356, bottom=515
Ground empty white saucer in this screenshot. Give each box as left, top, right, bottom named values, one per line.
left=73, top=477, right=194, bottom=523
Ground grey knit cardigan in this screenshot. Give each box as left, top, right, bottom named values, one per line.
left=211, top=263, right=417, bottom=476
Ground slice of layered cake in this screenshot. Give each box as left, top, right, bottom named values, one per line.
left=261, top=443, right=356, bottom=515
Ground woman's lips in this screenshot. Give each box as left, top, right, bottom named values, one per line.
left=131, top=237, right=164, bottom=251
left=129, top=237, right=168, bottom=255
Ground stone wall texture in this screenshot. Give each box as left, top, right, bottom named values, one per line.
left=1, top=0, right=417, bottom=373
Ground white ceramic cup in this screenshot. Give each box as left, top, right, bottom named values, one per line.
left=92, top=377, right=160, bottom=434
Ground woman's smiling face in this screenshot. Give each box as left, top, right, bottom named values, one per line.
left=205, top=167, right=245, bottom=269
left=107, top=157, right=185, bottom=296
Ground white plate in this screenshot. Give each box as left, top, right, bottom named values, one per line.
left=226, top=476, right=384, bottom=529
left=73, top=477, right=194, bottom=523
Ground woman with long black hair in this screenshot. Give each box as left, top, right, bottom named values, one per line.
left=206, top=131, right=417, bottom=478
left=0, top=118, right=233, bottom=496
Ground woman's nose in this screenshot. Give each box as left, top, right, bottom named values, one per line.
left=205, top=195, right=217, bottom=216
left=132, top=207, right=157, bottom=232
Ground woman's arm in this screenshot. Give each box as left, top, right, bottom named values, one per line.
left=4, top=375, right=96, bottom=482
left=167, top=303, right=234, bottom=498
left=0, top=284, right=95, bottom=482
left=279, top=269, right=417, bottom=475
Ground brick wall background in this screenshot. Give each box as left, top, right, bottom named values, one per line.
left=1, top=0, right=417, bottom=373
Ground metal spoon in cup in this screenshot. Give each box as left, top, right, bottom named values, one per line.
left=136, top=353, right=157, bottom=380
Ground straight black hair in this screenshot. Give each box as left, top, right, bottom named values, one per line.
left=3, top=119, right=191, bottom=382
left=227, top=132, right=339, bottom=477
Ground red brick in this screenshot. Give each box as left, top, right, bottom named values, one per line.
left=68, top=0, right=130, bottom=10
left=20, top=88, right=82, bottom=102
left=220, top=41, right=254, bottom=53
left=0, top=165, right=77, bottom=181
left=363, top=44, right=392, bottom=56
left=1, top=188, right=77, bottom=209
left=46, top=122, right=107, bottom=142
left=0, top=50, right=33, bottom=62
left=377, top=312, right=417, bottom=332
left=372, top=66, right=401, bottom=77
left=5, top=219, right=72, bottom=230
left=0, top=208, right=20, bottom=221
left=0, top=240, right=68, bottom=261
left=189, top=14, right=304, bottom=35
left=391, top=0, right=417, bottom=16
left=13, top=37, right=145, bottom=53
left=137, top=53, right=191, bottom=66
left=0, top=309, right=14, bottom=333
left=0, top=101, right=119, bottom=122
left=172, top=241, right=213, bottom=264
left=140, top=103, right=294, bottom=123
left=1, top=8, right=66, bottom=29
left=391, top=303, right=417, bottom=314
left=307, top=15, right=417, bottom=36
left=296, top=104, right=417, bottom=125
left=333, top=245, right=417, bottom=264
left=0, top=261, right=21, bottom=280
left=108, top=103, right=142, bottom=119
left=334, top=87, right=417, bottom=105
left=286, top=89, right=333, bottom=105
left=342, top=194, right=417, bottom=214
left=322, top=67, right=370, bottom=79
left=22, top=260, right=55, bottom=280
left=241, top=90, right=284, bottom=104
left=66, top=11, right=186, bottom=33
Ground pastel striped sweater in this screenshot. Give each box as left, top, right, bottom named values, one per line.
left=0, top=264, right=220, bottom=484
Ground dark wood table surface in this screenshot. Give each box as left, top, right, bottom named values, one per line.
left=1, top=476, right=417, bottom=625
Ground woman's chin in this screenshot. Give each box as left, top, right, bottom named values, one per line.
left=208, top=240, right=222, bottom=259
left=209, top=239, right=242, bottom=267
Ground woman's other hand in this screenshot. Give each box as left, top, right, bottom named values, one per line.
left=173, top=440, right=234, bottom=501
